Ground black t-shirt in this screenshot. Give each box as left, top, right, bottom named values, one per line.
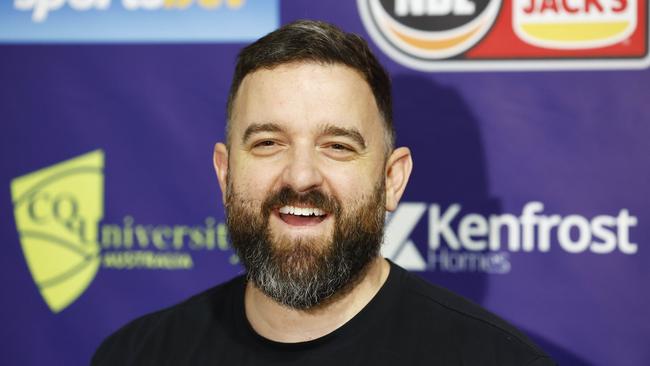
left=92, top=261, right=555, bottom=365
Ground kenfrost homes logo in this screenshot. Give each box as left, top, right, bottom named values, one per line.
left=358, top=0, right=650, bottom=71
left=382, top=202, right=639, bottom=273
left=11, top=150, right=232, bottom=313
left=0, top=0, right=279, bottom=43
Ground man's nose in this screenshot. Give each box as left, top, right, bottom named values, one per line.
left=281, top=147, right=324, bottom=193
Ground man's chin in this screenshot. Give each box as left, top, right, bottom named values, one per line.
left=270, top=247, right=325, bottom=278
left=250, top=254, right=374, bottom=311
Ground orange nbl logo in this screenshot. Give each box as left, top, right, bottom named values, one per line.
left=514, top=0, right=637, bottom=49
left=358, top=0, right=503, bottom=62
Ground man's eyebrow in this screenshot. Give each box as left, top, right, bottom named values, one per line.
left=242, top=123, right=285, bottom=143
left=320, top=124, right=367, bottom=149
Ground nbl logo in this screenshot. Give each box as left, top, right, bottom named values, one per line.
left=358, top=0, right=503, bottom=61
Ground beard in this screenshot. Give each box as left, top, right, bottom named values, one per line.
left=225, top=180, right=386, bottom=310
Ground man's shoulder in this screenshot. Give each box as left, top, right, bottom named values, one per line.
left=389, top=264, right=554, bottom=365
left=397, top=266, right=532, bottom=339
left=91, top=275, right=245, bottom=365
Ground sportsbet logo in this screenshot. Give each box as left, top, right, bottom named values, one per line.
left=16, top=0, right=245, bottom=23
left=11, top=150, right=104, bottom=313
left=0, top=0, right=279, bottom=43
left=11, top=150, right=233, bottom=313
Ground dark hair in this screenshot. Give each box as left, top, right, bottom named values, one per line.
left=226, top=20, right=394, bottom=150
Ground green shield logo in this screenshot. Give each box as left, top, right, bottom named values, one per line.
left=11, top=150, right=104, bottom=313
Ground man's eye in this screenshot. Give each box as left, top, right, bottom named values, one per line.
left=254, top=140, right=276, bottom=148
left=329, top=143, right=352, bottom=151
left=250, top=140, right=283, bottom=155
left=322, top=143, right=358, bottom=160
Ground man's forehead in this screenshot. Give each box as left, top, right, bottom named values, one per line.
left=229, top=62, right=383, bottom=142
left=241, top=61, right=365, bottom=84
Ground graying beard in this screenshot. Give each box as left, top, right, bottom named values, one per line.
left=226, top=181, right=385, bottom=310
left=244, top=239, right=354, bottom=310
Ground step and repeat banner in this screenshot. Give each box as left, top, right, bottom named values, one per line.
left=1, top=0, right=648, bottom=365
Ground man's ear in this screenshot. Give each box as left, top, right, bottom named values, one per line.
left=384, top=147, right=413, bottom=212
left=213, top=143, right=229, bottom=203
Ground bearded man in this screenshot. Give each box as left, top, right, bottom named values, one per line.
left=92, top=20, right=555, bottom=366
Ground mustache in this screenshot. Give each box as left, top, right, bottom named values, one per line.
left=262, top=187, right=341, bottom=215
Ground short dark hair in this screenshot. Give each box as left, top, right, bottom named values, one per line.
left=226, top=20, right=394, bottom=151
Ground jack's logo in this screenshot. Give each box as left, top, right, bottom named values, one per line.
left=11, top=150, right=104, bottom=313
left=358, top=0, right=650, bottom=71
left=514, top=0, right=637, bottom=49
left=11, top=150, right=233, bottom=313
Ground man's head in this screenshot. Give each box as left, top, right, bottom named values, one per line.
left=214, top=20, right=412, bottom=310
left=226, top=20, right=395, bottom=153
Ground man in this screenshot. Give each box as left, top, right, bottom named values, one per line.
left=92, top=20, right=555, bottom=365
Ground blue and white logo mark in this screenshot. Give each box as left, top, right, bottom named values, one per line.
left=1, top=0, right=278, bottom=43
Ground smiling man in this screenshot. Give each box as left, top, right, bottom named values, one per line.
left=92, top=20, right=554, bottom=365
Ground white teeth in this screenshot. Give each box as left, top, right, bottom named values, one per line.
left=279, top=205, right=326, bottom=217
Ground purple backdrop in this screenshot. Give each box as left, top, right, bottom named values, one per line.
left=1, top=1, right=648, bottom=365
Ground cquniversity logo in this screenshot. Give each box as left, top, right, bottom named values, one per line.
left=11, top=150, right=233, bottom=313
left=11, top=150, right=104, bottom=313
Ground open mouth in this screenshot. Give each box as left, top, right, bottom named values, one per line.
left=277, top=205, right=328, bottom=226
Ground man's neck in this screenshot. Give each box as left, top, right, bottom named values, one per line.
left=243, top=256, right=391, bottom=343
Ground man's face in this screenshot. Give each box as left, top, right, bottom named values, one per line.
left=217, top=62, right=392, bottom=309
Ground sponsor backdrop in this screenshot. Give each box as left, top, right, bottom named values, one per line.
left=1, top=0, right=648, bottom=365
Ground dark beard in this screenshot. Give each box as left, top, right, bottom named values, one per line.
left=225, top=182, right=385, bottom=310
